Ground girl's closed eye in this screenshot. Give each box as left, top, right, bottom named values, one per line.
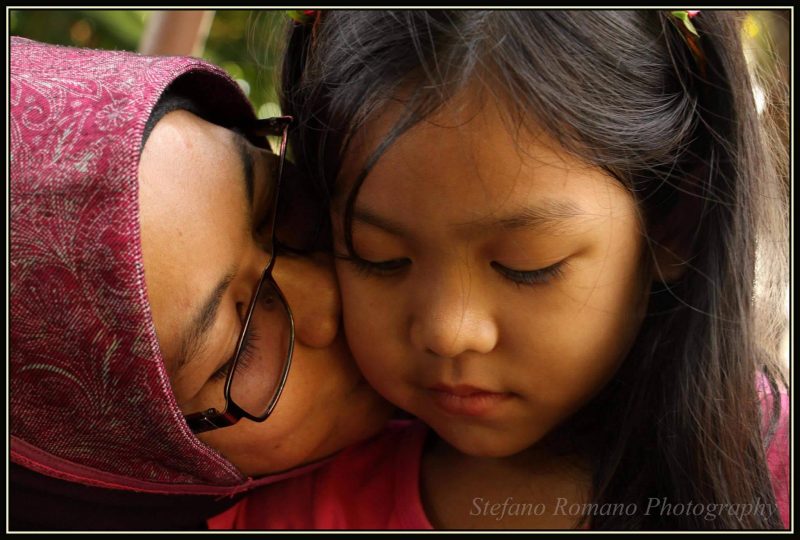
left=338, top=252, right=567, bottom=287
left=492, top=259, right=568, bottom=287
left=336, top=254, right=411, bottom=278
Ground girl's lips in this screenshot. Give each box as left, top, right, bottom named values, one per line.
left=428, top=384, right=512, bottom=417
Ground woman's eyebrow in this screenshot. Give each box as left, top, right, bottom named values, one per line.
left=232, top=132, right=276, bottom=232
left=174, top=267, right=238, bottom=373
left=232, top=132, right=256, bottom=210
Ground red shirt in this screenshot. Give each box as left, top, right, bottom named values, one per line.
left=210, top=389, right=789, bottom=530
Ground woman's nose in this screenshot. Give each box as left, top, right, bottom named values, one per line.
left=409, top=278, right=499, bottom=359
left=271, top=252, right=340, bottom=349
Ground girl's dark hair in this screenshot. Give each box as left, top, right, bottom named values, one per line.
left=280, top=10, right=788, bottom=529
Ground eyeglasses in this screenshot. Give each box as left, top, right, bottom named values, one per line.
left=184, top=116, right=295, bottom=434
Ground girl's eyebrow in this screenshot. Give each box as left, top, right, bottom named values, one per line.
left=352, top=198, right=587, bottom=237
left=458, top=198, right=587, bottom=234
left=351, top=206, right=407, bottom=237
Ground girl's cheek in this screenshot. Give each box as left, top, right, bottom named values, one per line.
left=339, top=283, right=395, bottom=353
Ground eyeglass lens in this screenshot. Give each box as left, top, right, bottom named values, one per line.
left=229, top=276, right=292, bottom=418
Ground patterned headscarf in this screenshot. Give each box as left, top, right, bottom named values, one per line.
left=10, top=37, right=313, bottom=497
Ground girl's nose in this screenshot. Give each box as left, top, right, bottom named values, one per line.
left=271, top=252, right=340, bottom=349
left=409, top=278, right=499, bottom=359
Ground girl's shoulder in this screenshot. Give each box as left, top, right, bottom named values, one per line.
left=209, top=419, right=432, bottom=530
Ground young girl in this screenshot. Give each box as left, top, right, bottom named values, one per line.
left=210, top=10, right=789, bottom=530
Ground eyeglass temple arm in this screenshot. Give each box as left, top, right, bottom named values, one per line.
left=185, top=408, right=239, bottom=434
left=248, top=116, right=293, bottom=138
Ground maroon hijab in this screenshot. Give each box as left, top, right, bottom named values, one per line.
left=10, top=37, right=318, bottom=528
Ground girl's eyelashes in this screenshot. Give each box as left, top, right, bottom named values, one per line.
left=337, top=252, right=567, bottom=287
left=336, top=255, right=411, bottom=278
left=491, top=260, right=567, bottom=287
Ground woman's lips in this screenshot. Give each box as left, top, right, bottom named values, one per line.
left=428, top=384, right=512, bottom=417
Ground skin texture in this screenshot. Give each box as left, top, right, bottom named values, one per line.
left=332, top=90, right=655, bottom=527
left=138, top=110, right=392, bottom=477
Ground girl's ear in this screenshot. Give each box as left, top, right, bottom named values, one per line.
left=648, top=169, right=706, bottom=284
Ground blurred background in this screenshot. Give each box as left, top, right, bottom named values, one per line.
left=9, top=10, right=289, bottom=119
left=8, top=10, right=790, bottom=131
left=9, top=9, right=790, bottom=366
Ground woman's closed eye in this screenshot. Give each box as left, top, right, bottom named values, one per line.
left=211, top=328, right=260, bottom=381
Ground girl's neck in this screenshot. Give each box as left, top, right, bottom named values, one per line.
left=419, top=432, right=593, bottom=530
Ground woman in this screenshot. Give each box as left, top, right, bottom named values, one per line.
left=9, top=36, right=391, bottom=530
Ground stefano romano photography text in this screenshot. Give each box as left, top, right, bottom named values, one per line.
left=470, top=497, right=776, bottom=522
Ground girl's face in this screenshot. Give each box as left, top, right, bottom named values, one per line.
left=334, top=91, right=652, bottom=458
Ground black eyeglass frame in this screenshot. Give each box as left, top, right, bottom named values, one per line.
left=184, top=116, right=295, bottom=434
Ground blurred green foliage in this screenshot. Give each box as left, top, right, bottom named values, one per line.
left=9, top=9, right=288, bottom=116
left=9, top=9, right=790, bottom=129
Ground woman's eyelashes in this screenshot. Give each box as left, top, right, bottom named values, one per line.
left=339, top=253, right=567, bottom=287
left=211, top=328, right=260, bottom=382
